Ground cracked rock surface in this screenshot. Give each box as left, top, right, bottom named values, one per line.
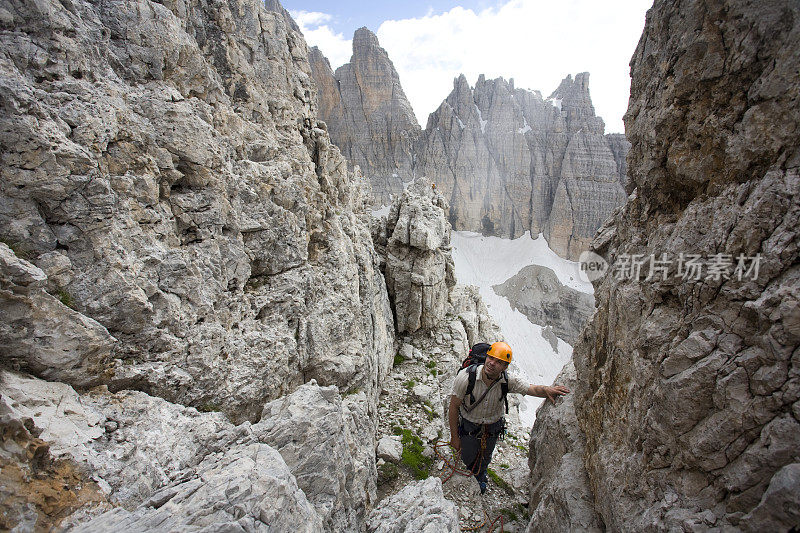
left=528, top=0, right=800, bottom=530
left=2, top=371, right=374, bottom=531
left=0, top=0, right=394, bottom=423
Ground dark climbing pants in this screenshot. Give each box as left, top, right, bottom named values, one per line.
left=458, top=418, right=504, bottom=483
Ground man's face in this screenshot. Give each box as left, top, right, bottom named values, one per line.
left=484, top=355, right=509, bottom=379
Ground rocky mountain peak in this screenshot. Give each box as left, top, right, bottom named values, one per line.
left=549, top=72, right=603, bottom=134
left=311, top=35, right=628, bottom=260
left=353, top=26, right=381, bottom=48
left=413, top=71, right=627, bottom=259
left=310, top=27, right=420, bottom=208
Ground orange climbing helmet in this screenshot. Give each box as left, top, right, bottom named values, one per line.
left=487, top=341, right=512, bottom=363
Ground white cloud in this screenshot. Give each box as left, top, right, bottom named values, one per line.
left=375, top=0, right=652, bottom=133
left=290, top=10, right=331, bottom=27
left=289, top=10, right=352, bottom=69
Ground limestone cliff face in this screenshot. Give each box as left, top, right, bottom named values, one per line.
left=0, top=0, right=394, bottom=424
left=528, top=0, right=800, bottom=531
left=605, top=133, right=631, bottom=190
left=0, top=1, right=525, bottom=530
left=417, top=72, right=627, bottom=261
left=309, top=28, right=421, bottom=208
left=0, top=0, right=401, bottom=528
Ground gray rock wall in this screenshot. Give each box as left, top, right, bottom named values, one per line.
left=417, top=72, right=628, bottom=261
left=528, top=0, right=800, bottom=530
left=0, top=0, right=394, bottom=423
left=526, top=362, right=603, bottom=532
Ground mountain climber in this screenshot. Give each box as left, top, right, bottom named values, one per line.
left=448, top=341, right=569, bottom=494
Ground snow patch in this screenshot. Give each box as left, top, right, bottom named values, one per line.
left=451, top=231, right=593, bottom=294
left=456, top=115, right=465, bottom=129
left=547, top=96, right=563, bottom=112
left=474, top=104, right=487, bottom=133
left=371, top=205, right=391, bottom=218
left=518, top=116, right=531, bottom=134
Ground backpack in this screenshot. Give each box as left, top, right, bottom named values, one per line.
left=458, top=343, right=509, bottom=414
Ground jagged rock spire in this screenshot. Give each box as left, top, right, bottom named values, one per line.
left=310, top=27, right=421, bottom=207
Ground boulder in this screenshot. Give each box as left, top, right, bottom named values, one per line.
left=251, top=382, right=376, bottom=531
left=0, top=244, right=115, bottom=388
left=377, top=436, right=403, bottom=463
left=366, top=477, right=459, bottom=533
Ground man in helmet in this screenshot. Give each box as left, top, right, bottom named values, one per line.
left=448, top=341, right=570, bottom=494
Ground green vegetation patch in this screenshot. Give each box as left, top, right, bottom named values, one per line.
left=399, top=429, right=432, bottom=480
left=487, top=468, right=514, bottom=495
left=1, top=238, right=34, bottom=259
left=426, top=360, right=438, bottom=376
left=58, top=289, right=75, bottom=309
left=499, top=507, right=519, bottom=522
left=393, top=354, right=406, bottom=366
left=197, top=402, right=221, bottom=413
left=378, top=462, right=399, bottom=484
left=498, top=504, right=530, bottom=523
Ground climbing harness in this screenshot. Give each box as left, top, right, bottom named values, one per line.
left=434, top=423, right=506, bottom=533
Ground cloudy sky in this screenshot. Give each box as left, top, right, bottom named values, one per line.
left=283, top=0, right=652, bottom=134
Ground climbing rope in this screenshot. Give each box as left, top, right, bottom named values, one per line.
left=434, top=428, right=506, bottom=533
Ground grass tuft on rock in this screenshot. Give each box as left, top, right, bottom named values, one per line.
left=1, top=238, right=34, bottom=259
left=378, top=462, right=399, bottom=484
left=58, top=289, right=76, bottom=309
left=487, top=468, right=514, bottom=495
left=399, top=429, right=432, bottom=480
